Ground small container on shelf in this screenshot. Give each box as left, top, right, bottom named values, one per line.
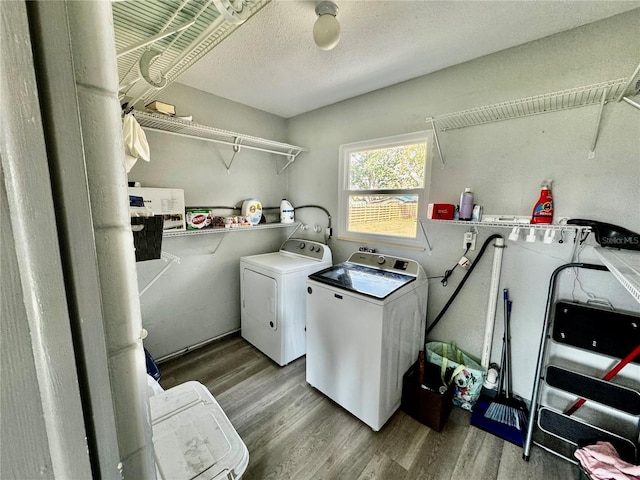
left=459, top=188, right=474, bottom=221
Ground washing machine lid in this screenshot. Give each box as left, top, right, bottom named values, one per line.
left=150, top=381, right=249, bottom=480
left=309, top=262, right=416, bottom=300
left=308, top=252, right=424, bottom=300
left=241, top=251, right=330, bottom=274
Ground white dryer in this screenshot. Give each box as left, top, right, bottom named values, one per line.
left=240, top=239, right=332, bottom=366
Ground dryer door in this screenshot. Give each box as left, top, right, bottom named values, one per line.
left=242, top=268, right=278, bottom=331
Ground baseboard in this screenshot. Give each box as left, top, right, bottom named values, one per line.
left=155, top=329, right=241, bottom=363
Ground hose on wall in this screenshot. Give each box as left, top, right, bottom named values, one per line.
left=425, top=234, right=504, bottom=340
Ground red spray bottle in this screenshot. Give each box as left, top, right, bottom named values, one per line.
left=531, top=180, right=553, bottom=224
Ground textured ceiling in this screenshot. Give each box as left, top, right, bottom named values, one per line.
left=176, top=1, right=640, bottom=118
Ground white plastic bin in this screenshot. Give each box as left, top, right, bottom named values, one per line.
left=149, top=381, right=249, bottom=479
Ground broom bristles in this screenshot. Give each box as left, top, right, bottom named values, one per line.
left=484, top=398, right=529, bottom=430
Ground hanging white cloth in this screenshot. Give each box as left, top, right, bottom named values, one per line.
left=122, top=113, right=150, bottom=173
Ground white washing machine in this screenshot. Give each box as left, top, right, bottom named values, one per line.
left=306, top=252, right=428, bottom=431
left=240, top=239, right=332, bottom=366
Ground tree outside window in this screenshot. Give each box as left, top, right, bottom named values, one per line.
left=338, top=131, right=431, bottom=248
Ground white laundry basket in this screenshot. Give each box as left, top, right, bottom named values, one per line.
left=149, top=381, right=249, bottom=479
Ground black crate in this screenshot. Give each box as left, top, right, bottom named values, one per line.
left=131, top=216, right=163, bottom=262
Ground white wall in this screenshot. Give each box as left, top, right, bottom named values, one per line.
left=129, top=83, right=295, bottom=359
left=286, top=10, right=640, bottom=399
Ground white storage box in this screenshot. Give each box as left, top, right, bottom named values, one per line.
left=129, top=187, right=186, bottom=231
left=149, top=381, right=249, bottom=480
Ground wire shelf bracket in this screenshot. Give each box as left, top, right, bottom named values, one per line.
left=138, top=250, right=181, bottom=298
left=425, top=117, right=445, bottom=168
left=616, top=61, right=640, bottom=104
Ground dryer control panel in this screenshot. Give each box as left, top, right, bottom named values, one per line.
left=280, top=239, right=332, bottom=262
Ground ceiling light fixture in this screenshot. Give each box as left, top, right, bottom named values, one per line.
left=313, top=1, right=340, bottom=51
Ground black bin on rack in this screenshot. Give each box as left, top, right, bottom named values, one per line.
left=131, top=215, right=163, bottom=262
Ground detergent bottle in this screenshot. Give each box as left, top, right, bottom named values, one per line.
left=531, top=180, right=553, bottom=224
left=241, top=198, right=262, bottom=225
left=459, top=188, right=474, bottom=221
left=280, top=199, right=295, bottom=224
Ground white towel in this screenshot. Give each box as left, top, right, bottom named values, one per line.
left=123, top=113, right=150, bottom=173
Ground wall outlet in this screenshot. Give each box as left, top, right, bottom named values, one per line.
left=463, top=231, right=476, bottom=250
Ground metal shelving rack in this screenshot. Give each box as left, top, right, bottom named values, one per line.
left=135, top=111, right=307, bottom=174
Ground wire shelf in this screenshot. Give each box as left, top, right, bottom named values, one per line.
left=423, top=219, right=590, bottom=232
left=594, top=247, right=640, bottom=304
left=114, top=0, right=270, bottom=106
left=434, top=78, right=628, bottom=131
left=135, top=111, right=306, bottom=166
left=163, top=222, right=299, bottom=237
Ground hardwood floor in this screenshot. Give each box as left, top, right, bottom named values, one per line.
left=158, top=334, right=579, bottom=480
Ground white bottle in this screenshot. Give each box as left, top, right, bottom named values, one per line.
left=459, top=188, right=474, bottom=221
left=280, top=199, right=295, bottom=224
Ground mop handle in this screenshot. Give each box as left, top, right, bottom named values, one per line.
left=504, top=297, right=512, bottom=400
left=497, top=290, right=509, bottom=395
left=564, top=343, right=640, bottom=415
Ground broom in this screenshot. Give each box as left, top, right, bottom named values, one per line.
left=484, top=290, right=529, bottom=430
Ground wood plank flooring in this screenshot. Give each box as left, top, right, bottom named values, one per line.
left=158, top=334, right=579, bottom=480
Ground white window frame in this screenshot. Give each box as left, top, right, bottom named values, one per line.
left=337, top=130, right=433, bottom=249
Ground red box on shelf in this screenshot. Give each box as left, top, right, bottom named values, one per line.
left=427, top=203, right=455, bottom=220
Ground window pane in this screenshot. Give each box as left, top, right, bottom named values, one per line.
left=349, top=143, right=425, bottom=191
left=348, top=195, right=418, bottom=238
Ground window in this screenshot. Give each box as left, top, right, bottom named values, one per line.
left=337, top=130, right=432, bottom=248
